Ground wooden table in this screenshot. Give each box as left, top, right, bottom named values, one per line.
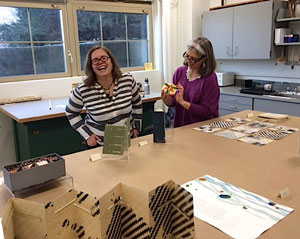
left=0, top=110, right=300, bottom=238
left=0, top=93, right=161, bottom=162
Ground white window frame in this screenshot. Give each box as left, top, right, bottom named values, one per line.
left=70, top=0, right=153, bottom=76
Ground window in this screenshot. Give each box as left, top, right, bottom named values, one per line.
left=77, top=10, right=149, bottom=71
left=73, top=1, right=152, bottom=74
left=0, top=3, right=69, bottom=81
left=0, top=0, right=153, bottom=82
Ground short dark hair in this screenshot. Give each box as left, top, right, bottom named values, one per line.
left=185, top=37, right=217, bottom=77
left=84, top=45, right=123, bottom=87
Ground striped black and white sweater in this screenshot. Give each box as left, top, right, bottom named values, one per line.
left=65, top=73, right=143, bottom=143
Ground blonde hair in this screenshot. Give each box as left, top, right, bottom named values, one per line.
left=185, top=37, right=216, bottom=77
left=84, top=45, right=123, bottom=87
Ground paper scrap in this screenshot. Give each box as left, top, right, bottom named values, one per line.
left=258, top=113, right=288, bottom=120
left=225, top=117, right=252, bottom=124
left=193, top=125, right=222, bottom=133
left=90, top=153, right=102, bottom=162
left=144, top=62, right=153, bottom=70
left=139, top=140, right=148, bottom=147
left=278, top=188, right=290, bottom=199
left=214, top=130, right=247, bottom=140
left=232, top=125, right=261, bottom=134
left=55, top=104, right=66, bottom=109
left=238, top=135, right=273, bottom=146
left=36, top=161, right=48, bottom=166
left=0, top=177, right=4, bottom=186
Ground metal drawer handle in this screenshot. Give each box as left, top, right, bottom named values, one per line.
left=229, top=106, right=237, bottom=110
left=229, top=99, right=237, bottom=102
left=234, top=46, right=239, bottom=56
left=227, top=46, right=231, bottom=56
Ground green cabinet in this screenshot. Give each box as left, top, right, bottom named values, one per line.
left=13, top=116, right=86, bottom=162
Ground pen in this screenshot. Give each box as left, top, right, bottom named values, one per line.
left=49, top=99, right=52, bottom=110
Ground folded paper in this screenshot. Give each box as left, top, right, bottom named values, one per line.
left=2, top=180, right=195, bottom=239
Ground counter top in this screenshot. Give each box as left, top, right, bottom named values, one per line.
left=1, top=110, right=299, bottom=238
left=220, top=86, right=300, bottom=104
left=0, top=92, right=161, bottom=123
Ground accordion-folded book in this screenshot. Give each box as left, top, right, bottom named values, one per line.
left=2, top=180, right=195, bottom=239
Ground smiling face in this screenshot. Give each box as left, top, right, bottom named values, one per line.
left=185, top=49, right=206, bottom=70
left=91, top=48, right=113, bottom=79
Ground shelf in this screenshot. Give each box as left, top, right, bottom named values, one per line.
left=275, top=42, right=300, bottom=46
left=275, top=61, right=300, bottom=67
left=276, top=17, right=300, bottom=22
left=209, top=0, right=266, bottom=11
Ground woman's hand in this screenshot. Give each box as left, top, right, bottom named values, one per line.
left=175, top=83, right=191, bottom=110
left=161, top=90, right=172, bottom=106
left=87, top=134, right=102, bottom=146
left=133, top=129, right=139, bottom=138
left=175, top=82, right=184, bottom=104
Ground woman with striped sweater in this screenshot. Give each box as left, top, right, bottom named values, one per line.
left=66, top=45, right=143, bottom=149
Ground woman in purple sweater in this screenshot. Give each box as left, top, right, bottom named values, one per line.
left=162, top=37, right=220, bottom=127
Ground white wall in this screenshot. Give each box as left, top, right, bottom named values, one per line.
left=169, top=0, right=210, bottom=70
left=192, top=0, right=209, bottom=40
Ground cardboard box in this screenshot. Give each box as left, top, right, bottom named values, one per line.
left=3, top=153, right=66, bottom=192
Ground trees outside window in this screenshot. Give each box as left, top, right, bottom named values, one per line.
left=0, top=6, right=66, bottom=78
left=77, top=10, right=149, bottom=71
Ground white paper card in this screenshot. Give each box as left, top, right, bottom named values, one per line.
left=279, top=188, right=290, bottom=199
left=139, top=140, right=148, bottom=146
left=193, top=125, right=222, bottom=133
left=214, top=130, right=247, bottom=140
left=239, top=135, right=273, bottom=146
left=232, top=125, right=261, bottom=134
left=182, top=175, right=293, bottom=239
left=90, top=153, right=102, bottom=162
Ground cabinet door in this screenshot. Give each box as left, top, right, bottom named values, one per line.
left=253, top=98, right=300, bottom=116
left=219, top=109, right=237, bottom=117
left=233, top=1, right=273, bottom=59
left=15, top=117, right=86, bottom=162
left=203, top=8, right=233, bottom=59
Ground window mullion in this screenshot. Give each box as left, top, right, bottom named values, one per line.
left=27, top=8, right=37, bottom=75
left=125, top=13, right=129, bottom=68
left=100, top=12, right=103, bottom=46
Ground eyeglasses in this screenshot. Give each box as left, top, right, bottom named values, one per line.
left=183, top=52, right=206, bottom=64
left=91, top=55, right=110, bottom=65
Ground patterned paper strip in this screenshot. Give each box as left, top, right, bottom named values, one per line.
left=210, top=121, right=236, bottom=129
left=257, top=130, right=288, bottom=140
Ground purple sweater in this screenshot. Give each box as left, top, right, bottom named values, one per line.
left=171, top=66, right=220, bottom=127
